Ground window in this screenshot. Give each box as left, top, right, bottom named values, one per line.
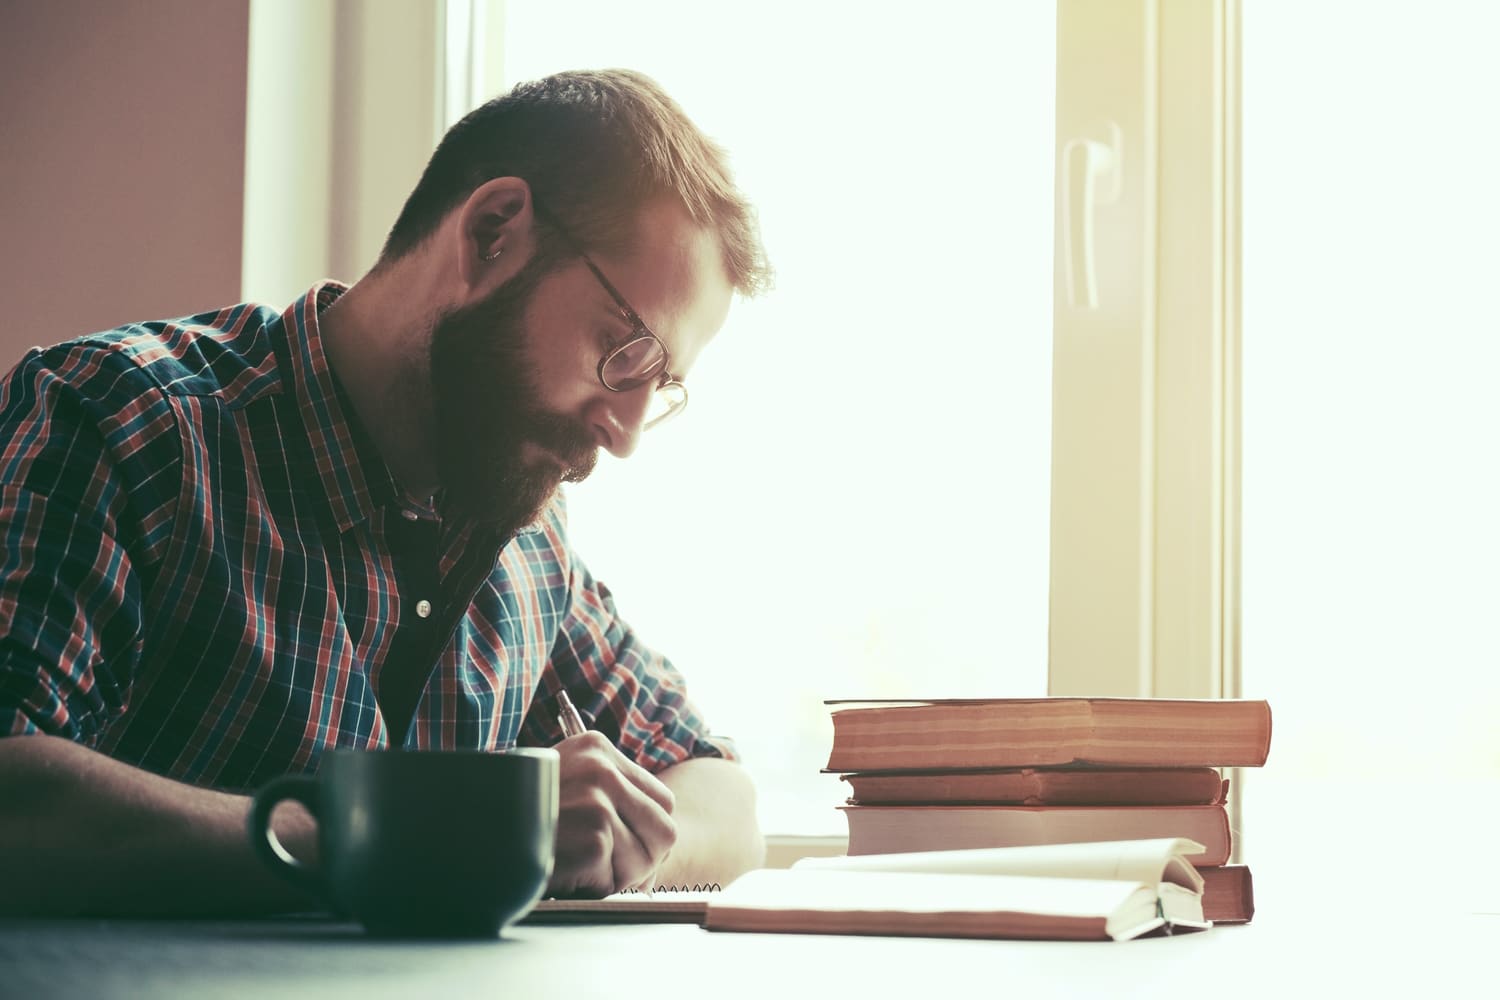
left=247, top=0, right=1233, bottom=840
left=1241, top=0, right=1500, bottom=896
left=496, top=0, right=1058, bottom=833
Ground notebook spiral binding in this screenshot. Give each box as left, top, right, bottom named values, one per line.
left=620, top=882, right=721, bottom=893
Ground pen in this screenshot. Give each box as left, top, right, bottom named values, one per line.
left=555, top=687, right=587, bottom=739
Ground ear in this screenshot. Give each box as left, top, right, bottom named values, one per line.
left=454, top=175, right=539, bottom=296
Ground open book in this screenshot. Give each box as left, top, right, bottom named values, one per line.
left=526, top=839, right=1211, bottom=941
left=703, top=838, right=1212, bottom=942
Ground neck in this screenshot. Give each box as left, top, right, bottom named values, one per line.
left=319, top=257, right=444, bottom=497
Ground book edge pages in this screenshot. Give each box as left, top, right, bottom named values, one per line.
left=839, top=767, right=1227, bottom=806
left=824, top=697, right=1268, bottom=707
left=1108, top=883, right=1211, bottom=941
left=824, top=699, right=1271, bottom=770
left=794, top=837, right=1206, bottom=891
left=705, top=869, right=1145, bottom=942
left=702, top=906, right=1113, bottom=941
left=839, top=806, right=1232, bottom=867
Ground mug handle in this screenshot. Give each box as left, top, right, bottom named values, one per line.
left=248, top=774, right=324, bottom=897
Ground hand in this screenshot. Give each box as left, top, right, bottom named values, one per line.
left=548, top=731, right=677, bottom=897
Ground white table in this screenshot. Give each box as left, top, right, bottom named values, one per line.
left=2, top=865, right=1492, bottom=1000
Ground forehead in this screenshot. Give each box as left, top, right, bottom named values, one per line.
left=585, top=200, right=733, bottom=374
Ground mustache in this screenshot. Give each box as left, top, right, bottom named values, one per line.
left=520, top=411, right=597, bottom=478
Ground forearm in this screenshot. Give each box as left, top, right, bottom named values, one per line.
left=653, top=756, right=763, bottom=888
left=0, top=734, right=319, bottom=917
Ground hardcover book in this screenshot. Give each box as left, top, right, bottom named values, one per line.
left=825, top=697, right=1272, bottom=772
left=840, top=803, right=1234, bottom=866
left=840, top=766, right=1227, bottom=806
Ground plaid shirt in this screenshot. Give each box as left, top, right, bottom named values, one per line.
left=0, top=283, right=733, bottom=792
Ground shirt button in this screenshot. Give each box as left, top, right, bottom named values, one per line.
left=401, top=509, right=419, bottom=521
left=415, top=599, right=432, bottom=619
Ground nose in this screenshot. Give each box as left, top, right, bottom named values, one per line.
left=585, top=386, right=652, bottom=459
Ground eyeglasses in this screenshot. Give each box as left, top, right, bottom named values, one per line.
left=532, top=201, right=687, bottom=430
left=578, top=256, right=688, bottom=430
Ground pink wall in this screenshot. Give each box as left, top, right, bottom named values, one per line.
left=0, top=0, right=249, bottom=368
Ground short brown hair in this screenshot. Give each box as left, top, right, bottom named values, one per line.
left=381, top=69, right=771, bottom=295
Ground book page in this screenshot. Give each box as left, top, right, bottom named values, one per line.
left=793, top=837, right=1205, bottom=891
left=714, top=868, right=1146, bottom=919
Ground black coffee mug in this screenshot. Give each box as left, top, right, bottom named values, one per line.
left=249, top=747, right=558, bottom=937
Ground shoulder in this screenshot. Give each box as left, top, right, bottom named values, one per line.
left=30, top=302, right=285, bottom=407
left=0, top=301, right=287, bottom=485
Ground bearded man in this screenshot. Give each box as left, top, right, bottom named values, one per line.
left=0, top=69, right=771, bottom=915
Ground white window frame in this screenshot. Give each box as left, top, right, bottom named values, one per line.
left=242, top=0, right=1242, bottom=852
left=1049, top=0, right=1240, bottom=704
left=242, top=0, right=447, bottom=306
left=1050, top=0, right=1242, bottom=856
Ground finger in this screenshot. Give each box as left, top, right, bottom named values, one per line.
left=597, top=737, right=675, bottom=814
left=604, top=775, right=677, bottom=884
left=552, top=787, right=663, bottom=895
left=552, top=736, right=677, bottom=892
left=627, top=850, right=671, bottom=895
left=608, top=816, right=660, bottom=892
left=556, top=731, right=674, bottom=816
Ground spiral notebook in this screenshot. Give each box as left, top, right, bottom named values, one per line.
left=523, top=884, right=721, bottom=924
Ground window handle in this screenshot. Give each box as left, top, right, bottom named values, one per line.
left=1062, top=122, right=1121, bottom=310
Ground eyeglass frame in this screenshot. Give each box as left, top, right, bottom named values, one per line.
left=530, top=199, right=688, bottom=430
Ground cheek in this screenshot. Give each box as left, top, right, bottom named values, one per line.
left=519, top=270, right=612, bottom=411
left=520, top=323, right=599, bottom=412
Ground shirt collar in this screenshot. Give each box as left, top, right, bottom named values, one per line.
left=279, top=281, right=402, bottom=533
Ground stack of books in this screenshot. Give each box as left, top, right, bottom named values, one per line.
left=824, top=697, right=1272, bottom=924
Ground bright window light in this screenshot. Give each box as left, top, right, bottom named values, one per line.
left=1242, top=0, right=1500, bottom=886
left=498, top=0, right=1058, bottom=833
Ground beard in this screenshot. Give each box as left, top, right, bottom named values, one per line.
left=428, top=255, right=598, bottom=533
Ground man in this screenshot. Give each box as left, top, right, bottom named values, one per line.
left=0, top=69, right=771, bottom=915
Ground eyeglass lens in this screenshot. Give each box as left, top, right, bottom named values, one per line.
left=601, top=336, right=668, bottom=390
left=644, top=380, right=687, bottom=429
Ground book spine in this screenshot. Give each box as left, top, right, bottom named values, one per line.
left=1196, top=865, right=1255, bottom=923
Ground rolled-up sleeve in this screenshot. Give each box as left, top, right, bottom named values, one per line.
left=518, top=541, right=738, bottom=770
left=0, top=349, right=153, bottom=743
